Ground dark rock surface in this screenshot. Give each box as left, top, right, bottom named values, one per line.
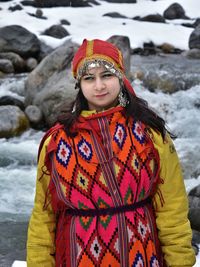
left=42, top=25, right=70, bottom=39
left=0, top=25, right=40, bottom=58
left=163, top=2, right=188, bottom=20
left=189, top=25, right=200, bottom=49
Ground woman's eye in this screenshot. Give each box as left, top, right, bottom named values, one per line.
left=82, top=76, right=94, bottom=81
left=102, top=72, right=113, bottom=78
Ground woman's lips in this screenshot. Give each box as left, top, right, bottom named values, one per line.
left=95, top=93, right=108, bottom=97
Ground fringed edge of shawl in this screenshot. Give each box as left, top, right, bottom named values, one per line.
left=145, top=127, right=165, bottom=210
left=37, top=123, right=64, bottom=211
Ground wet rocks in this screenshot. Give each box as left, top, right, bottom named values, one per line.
left=189, top=25, right=200, bottom=49
left=0, top=105, right=29, bottom=138
left=189, top=185, right=200, bottom=233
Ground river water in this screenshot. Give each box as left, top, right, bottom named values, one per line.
left=0, top=56, right=200, bottom=266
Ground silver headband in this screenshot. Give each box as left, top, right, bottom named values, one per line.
left=76, top=59, right=122, bottom=81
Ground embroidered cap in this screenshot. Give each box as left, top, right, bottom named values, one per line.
left=72, top=38, right=135, bottom=95
left=72, top=39, right=124, bottom=78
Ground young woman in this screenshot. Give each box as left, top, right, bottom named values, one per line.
left=27, top=39, right=196, bottom=267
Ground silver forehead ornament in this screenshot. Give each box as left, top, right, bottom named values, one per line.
left=77, top=59, right=121, bottom=80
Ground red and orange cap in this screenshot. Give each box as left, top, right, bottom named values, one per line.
left=72, top=38, right=135, bottom=95
left=72, top=39, right=124, bottom=78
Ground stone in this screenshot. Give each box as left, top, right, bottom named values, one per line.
left=0, top=105, right=29, bottom=138
left=0, top=52, right=25, bottom=72
left=0, top=25, right=40, bottom=58
left=0, top=96, right=25, bottom=111
left=163, top=3, right=188, bottom=20
left=42, top=25, right=69, bottom=39
left=25, top=105, right=44, bottom=129
left=0, top=59, right=14, bottom=73
left=139, top=14, right=165, bottom=23
left=107, top=35, right=131, bottom=77
left=24, top=39, right=79, bottom=126
left=189, top=25, right=200, bottom=49
left=188, top=186, right=200, bottom=232
left=183, top=48, right=200, bottom=59
left=26, top=57, right=38, bottom=71
left=8, top=4, right=23, bottom=11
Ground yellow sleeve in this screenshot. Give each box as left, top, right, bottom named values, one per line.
left=152, top=131, right=196, bottom=267
left=26, top=136, right=56, bottom=267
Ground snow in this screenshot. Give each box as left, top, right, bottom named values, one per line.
left=0, top=0, right=199, bottom=50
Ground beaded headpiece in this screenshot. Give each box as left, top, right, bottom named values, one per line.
left=76, top=59, right=122, bottom=81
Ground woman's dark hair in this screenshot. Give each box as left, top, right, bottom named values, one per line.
left=57, top=83, right=172, bottom=139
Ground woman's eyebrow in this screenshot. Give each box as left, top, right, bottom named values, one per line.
left=82, top=72, right=94, bottom=76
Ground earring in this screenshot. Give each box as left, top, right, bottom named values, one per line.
left=72, top=103, right=76, bottom=113
left=118, top=90, right=129, bottom=107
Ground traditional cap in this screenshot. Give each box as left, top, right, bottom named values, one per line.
left=72, top=38, right=135, bottom=95
left=72, top=39, right=124, bottom=78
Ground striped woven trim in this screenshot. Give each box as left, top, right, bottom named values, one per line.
left=86, top=39, right=94, bottom=57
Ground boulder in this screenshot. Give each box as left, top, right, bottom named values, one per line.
left=107, top=35, right=131, bottom=77
left=0, top=52, right=25, bottom=72
left=159, top=43, right=176, bottom=54
left=189, top=25, right=200, bottom=49
left=139, top=14, right=165, bottom=23
left=38, top=40, right=54, bottom=61
left=25, top=105, right=44, bottom=129
left=0, top=59, right=14, bottom=73
left=0, top=25, right=40, bottom=58
left=189, top=185, right=200, bottom=232
left=0, top=105, right=29, bottom=138
left=143, top=42, right=157, bottom=55
left=26, top=57, right=38, bottom=71
left=193, top=18, right=200, bottom=28
left=8, top=4, right=23, bottom=11
left=183, top=48, right=200, bottom=59
left=0, top=96, right=25, bottom=111
left=42, top=25, right=70, bottom=39
left=27, top=9, right=47, bottom=20
left=60, top=19, right=71, bottom=26
left=163, top=3, right=188, bottom=20
left=192, top=230, right=200, bottom=251
left=35, top=8, right=44, bottom=18
left=24, top=39, right=79, bottom=126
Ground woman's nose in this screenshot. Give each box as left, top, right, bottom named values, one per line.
left=94, top=77, right=105, bottom=90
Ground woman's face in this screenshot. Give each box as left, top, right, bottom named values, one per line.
left=80, top=66, right=121, bottom=111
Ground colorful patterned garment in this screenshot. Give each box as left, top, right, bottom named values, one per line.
left=44, top=106, right=164, bottom=267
